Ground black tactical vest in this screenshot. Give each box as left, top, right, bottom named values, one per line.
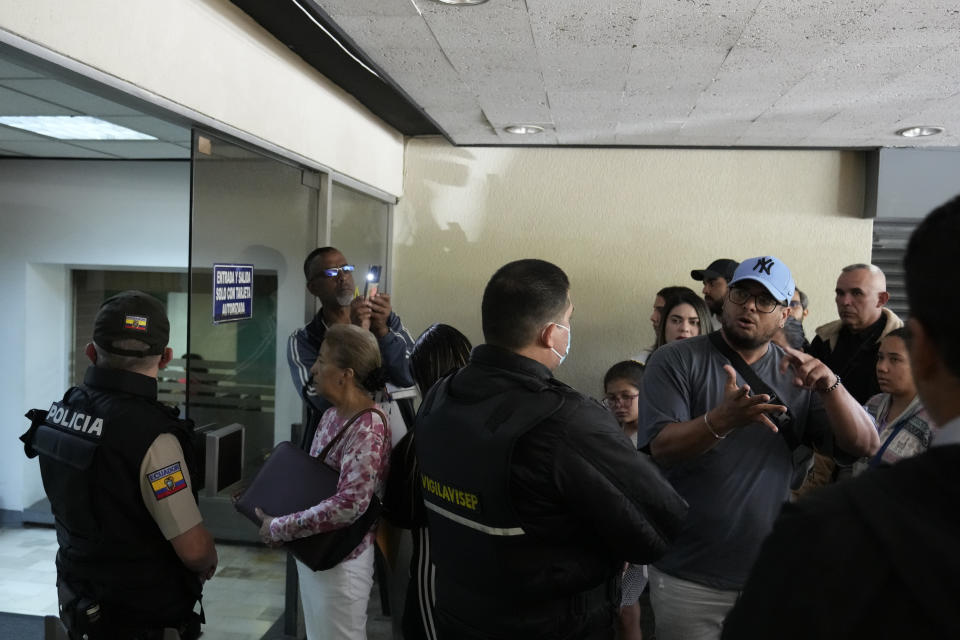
left=416, top=369, right=619, bottom=635
left=22, top=366, right=202, bottom=628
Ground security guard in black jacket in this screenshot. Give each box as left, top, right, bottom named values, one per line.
left=21, top=291, right=217, bottom=640
left=416, top=260, right=688, bottom=640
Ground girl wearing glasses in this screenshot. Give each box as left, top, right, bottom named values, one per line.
left=603, top=360, right=648, bottom=640
left=603, top=360, right=644, bottom=445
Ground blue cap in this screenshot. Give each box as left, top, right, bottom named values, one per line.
left=728, top=256, right=795, bottom=304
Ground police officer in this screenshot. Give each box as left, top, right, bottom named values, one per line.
left=415, top=259, right=688, bottom=639
left=21, top=291, right=217, bottom=639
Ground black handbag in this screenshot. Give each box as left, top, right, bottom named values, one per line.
left=235, top=407, right=386, bottom=571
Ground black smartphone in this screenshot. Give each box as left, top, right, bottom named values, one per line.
left=363, top=265, right=382, bottom=299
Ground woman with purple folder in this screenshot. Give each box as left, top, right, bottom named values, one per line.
left=255, top=323, right=391, bottom=639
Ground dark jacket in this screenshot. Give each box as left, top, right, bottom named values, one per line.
left=416, top=345, right=687, bottom=640
left=24, top=366, right=202, bottom=630
left=723, top=445, right=960, bottom=639
left=807, top=308, right=903, bottom=404
left=287, top=308, right=415, bottom=447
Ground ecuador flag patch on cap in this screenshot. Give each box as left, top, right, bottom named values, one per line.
left=124, top=315, right=148, bottom=332
left=148, top=462, right=187, bottom=501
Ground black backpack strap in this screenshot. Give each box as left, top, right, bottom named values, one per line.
left=707, top=331, right=800, bottom=451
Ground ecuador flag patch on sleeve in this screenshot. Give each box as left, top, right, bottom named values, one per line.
left=148, top=462, right=187, bottom=501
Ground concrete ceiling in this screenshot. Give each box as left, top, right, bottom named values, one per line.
left=310, top=0, right=960, bottom=148
left=0, top=55, right=190, bottom=159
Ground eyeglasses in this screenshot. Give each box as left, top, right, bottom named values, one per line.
left=313, top=264, right=355, bottom=279
left=603, top=392, right=639, bottom=408
left=788, top=300, right=804, bottom=309
left=728, top=288, right=781, bottom=314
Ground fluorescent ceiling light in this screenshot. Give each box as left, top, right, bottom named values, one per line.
left=896, top=126, right=943, bottom=138
left=504, top=124, right=544, bottom=135
left=0, top=116, right=157, bottom=140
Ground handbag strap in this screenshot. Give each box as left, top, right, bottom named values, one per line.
left=707, top=331, right=800, bottom=451
left=317, top=407, right=388, bottom=464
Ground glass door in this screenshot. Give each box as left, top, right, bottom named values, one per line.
left=329, top=181, right=391, bottom=291
left=188, top=131, right=319, bottom=541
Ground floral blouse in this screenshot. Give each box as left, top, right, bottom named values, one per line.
left=268, top=406, right=391, bottom=561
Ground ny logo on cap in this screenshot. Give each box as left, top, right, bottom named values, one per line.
left=753, top=257, right=774, bottom=275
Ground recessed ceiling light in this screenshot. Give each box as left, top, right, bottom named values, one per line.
left=896, top=126, right=944, bottom=138
left=434, top=0, right=490, bottom=5
left=504, top=124, right=544, bottom=135
left=0, top=115, right=157, bottom=140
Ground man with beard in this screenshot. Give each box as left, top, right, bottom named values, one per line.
left=287, top=246, right=415, bottom=447
left=690, top=259, right=739, bottom=325
left=722, top=198, right=960, bottom=639
left=637, top=256, right=879, bottom=640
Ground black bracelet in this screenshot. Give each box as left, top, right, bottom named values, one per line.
left=821, top=374, right=842, bottom=394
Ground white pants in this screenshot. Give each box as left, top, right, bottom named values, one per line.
left=648, top=565, right=739, bottom=640
left=296, top=544, right=375, bottom=640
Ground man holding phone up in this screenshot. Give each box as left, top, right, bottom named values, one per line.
left=637, top=256, right=879, bottom=640
left=288, top=246, right=415, bottom=448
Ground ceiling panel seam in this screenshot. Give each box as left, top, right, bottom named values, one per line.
left=684, top=0, right=764, bottom=124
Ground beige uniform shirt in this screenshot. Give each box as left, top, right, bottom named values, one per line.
left=138, top=433, right=203, bottom=540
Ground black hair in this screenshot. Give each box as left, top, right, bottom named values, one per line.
left=411, top=324, right=473, bottom=393
left=360, top=367, right=389, bottom=393
left=904, top=195, right=960, bottom=379
left=654, top=291, right=713, bottom=349
left=302, top=246, right=340, bottom=279
left=481, top=259, right=570, bottom=350
left=603, top=360, right=645, bottom=391
left=883, top=327, right=909, bottom=343
left=657, top=285, right=696, bottom=299
left=796, top=287, right=809, bottom=310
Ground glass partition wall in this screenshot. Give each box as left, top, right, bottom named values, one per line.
left=188, top=131, right=320, bottom=540
left=329, top=182, right=392, bottom=294
left=187, top=133, right=395, bottom=544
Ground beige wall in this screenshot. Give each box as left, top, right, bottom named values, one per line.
left=393, top=138, right=872, bottom=396
left=0, top=0, right=404, bottom=195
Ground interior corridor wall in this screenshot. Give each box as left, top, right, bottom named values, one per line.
left=0, top=159, right=189, bottom=516
left=392, top=138, right=872, bottom=396
left=0, top=0, right=404, bottom=195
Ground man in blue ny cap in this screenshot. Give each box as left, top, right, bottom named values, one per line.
left=723, top=198, right=960, bottom=639
left=637, top=256, right=880, bottom=640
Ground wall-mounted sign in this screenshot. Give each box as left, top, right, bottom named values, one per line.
left=213, top=263, right=253, bottom=324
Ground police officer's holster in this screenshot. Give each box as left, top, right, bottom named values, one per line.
left=21, top=399, right=204, bottom=640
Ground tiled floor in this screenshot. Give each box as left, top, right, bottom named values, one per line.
left=0, top=525, right=59, bottom=617
left=0, top=524, right=393, bottom=639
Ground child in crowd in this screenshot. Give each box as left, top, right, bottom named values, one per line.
left=603, top=360, right=647, bottom=639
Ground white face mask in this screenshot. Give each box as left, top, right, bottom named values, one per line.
left=550, top=322, right=571, bottom=365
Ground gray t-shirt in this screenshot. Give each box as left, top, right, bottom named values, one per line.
left=638, top=333, right=829, bottom=590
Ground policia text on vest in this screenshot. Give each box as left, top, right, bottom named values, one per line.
left=45, top=400, right=105, bottom=436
